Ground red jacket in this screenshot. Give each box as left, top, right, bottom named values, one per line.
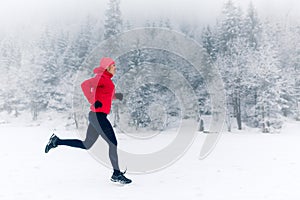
left=81, top=70, right=116, bottom=114
left=81, top=57, right=116, bottom=114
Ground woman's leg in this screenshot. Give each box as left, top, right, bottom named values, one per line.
left=88, top=112, right=120, bottom=172
left=88, top=112, right=131, bottom=184
left=56, top=124, right=99, bottom=150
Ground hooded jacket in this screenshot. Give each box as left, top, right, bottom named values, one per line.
left=81, top=57, right=116, bottom=114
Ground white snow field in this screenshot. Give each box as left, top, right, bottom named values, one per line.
left=1, top=120, right=300, bottom=200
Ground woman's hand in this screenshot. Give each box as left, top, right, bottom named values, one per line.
left=115, top=93, right=123, bottom=101
left=94, top=100, right=103, bottom=108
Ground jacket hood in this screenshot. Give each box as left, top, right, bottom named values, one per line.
left=93, top=57, right=115, bottom=74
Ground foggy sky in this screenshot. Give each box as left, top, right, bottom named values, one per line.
left=0, top=0, right=299, bottom=34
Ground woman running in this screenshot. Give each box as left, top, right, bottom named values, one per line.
left=45, top=57, right=132, bottom=184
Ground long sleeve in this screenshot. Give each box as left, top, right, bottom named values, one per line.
left=81, top=78, right=95, bottom=104
left=112, top=89, right=116, bottom=100
left=81, top=71, right=115, bottom=114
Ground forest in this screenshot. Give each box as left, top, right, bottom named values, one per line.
left=0, top=0, right=299, bottom=133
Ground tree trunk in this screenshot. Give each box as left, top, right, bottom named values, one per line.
left=234, top=91, right=242, bottom=130
left=113, top=104, right=120, bottom=128
left=253, top=90, right=258, bottom=127
left=261, top=105, right=269, bottom=133
left=296, top=101, right=300, bottom=121
left=14, top=107, right=19, bottom=118
left=199, top=118, right=204, bottom=132
left=74, top=113, right=79, bottom=129
left=31, top=102, right=38, bottom=121
left=236, top=96, right=242, bottom=130
left=225, top=107, right=231, bottom=132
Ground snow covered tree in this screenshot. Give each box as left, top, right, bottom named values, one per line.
left=217, top=0, right=244, bottom=55
left=158, top=18, right=172, bottom=29
left=179, top=21, right=196, bottom=38
left=251, top=21, right=284, bottom=132
left=123, top=20, right=132, bottom=31
left=127, top=84, right=152, bottom=129
left=74, top=17, right=97, bottom=68
left=239, top=3, right=263, bottom=127
left=201, top=26, right=218, bottom=63
left=215, top=0, right=246, bottom=130
left=104, top=0, right=123, bottom=40
left=0, top=37, right=23, bottom=116
left=215, top=37, right=251, bottom=131
left=28, top=27, right=73, bottom=119
left=277, top=23, right=300, bottom=119
left=212, top=0, right=269, bottom=131
left=56, top=17, right=99, bottom=116
left=32, top=29, right=60, bottom=115
left=242, top=2, right=262, bottom=50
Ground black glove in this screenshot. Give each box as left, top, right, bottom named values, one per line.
left=115, top=93, right=123, bottom=101
left=94, top=100, right=102, bottom=109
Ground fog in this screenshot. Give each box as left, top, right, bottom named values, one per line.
left=0, top=0, right=299, bottom=34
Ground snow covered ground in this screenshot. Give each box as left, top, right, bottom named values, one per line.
left=1, top=119, right=300, bottom=200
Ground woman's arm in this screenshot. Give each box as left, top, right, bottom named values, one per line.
left=81, top=77, right=95, bottom=104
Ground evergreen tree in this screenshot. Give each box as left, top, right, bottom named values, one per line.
left=104, top=0, right=123, bottom=40
left=253, top=22, right=283, bottom=132
left=0, top=37, right=22, bottom=116
left=123, top=20, right=132, bottom=31
left=239, top=3, right=262, bottom=126
left=242, top=2, right=262, bottom=50
left=216, top=0, right=245, bottom=130
left=179, top=21, right=195, bottom=38
left=217, top=0, right=244, bottom=55
left=75, top=17, right=96, bottom=67
left=30, top=27, right=70, bottom=118
left=201, top=26, right=217, bottom=63
left=277, top=23, right=300, bottom=119
left=158, top=18, right=172, bottom=29
left=34, top=28, right=59, bottom=113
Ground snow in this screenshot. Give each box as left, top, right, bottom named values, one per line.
left=1, top=120, right=300, bottom=200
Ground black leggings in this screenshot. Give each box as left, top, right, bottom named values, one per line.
left=56, top=112, right=119, bottom=171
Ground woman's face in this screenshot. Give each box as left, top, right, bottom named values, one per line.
left=107, top=64, right=116, bottom=75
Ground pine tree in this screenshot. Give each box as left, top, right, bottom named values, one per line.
left=104, top=0, right=123, bottom=40
left=29, top=27, right=68, bottom=119
left=201, top=26, right=217, bottom=63
left=58, top=17, right=99, bottom=115
left=217, top=0, right=243, bottom=55
left=179, top=21, right=195, bottom=38
left=158, top=18, right=172, bottom=29
left=0, top=37, right=22, bottom=116
left=75, top=17, right=96, bottom=67
left=34, top=29, right=57, bottom=112
left=253, top=22, right=283, bottom=132
left=240, top=3, right=262, bottom=127
left=277, top=23, right=300, bottom=119
left=123, top=20, right=132, bottom=31
left=242, top=2, right=262, bottom=50
left=215, top=0, right=245, bottom=130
